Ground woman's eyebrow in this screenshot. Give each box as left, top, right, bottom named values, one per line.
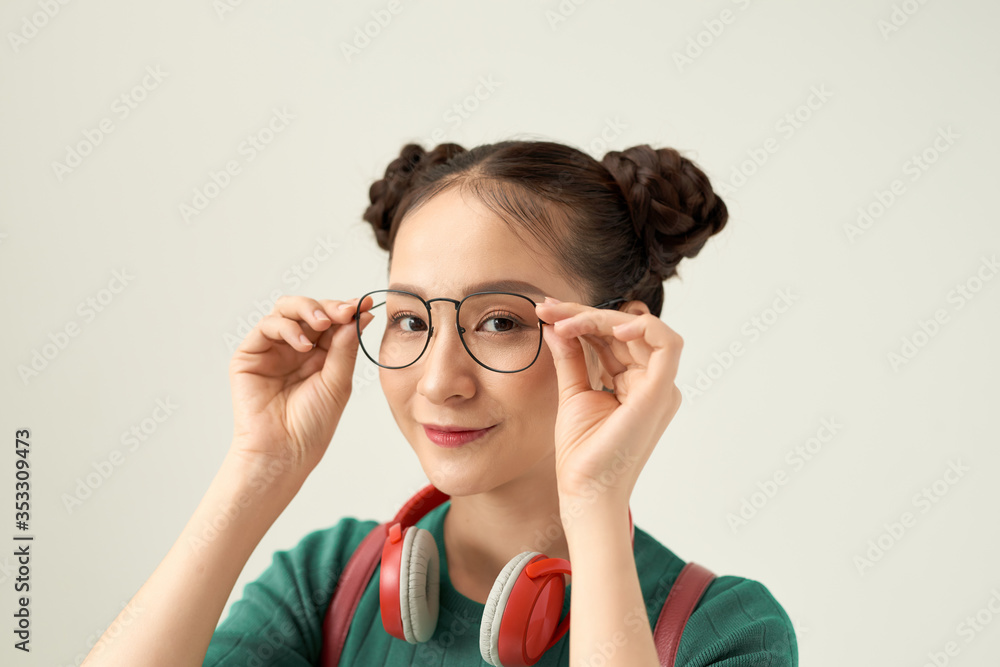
left=388, top=280, right=547, bottom=299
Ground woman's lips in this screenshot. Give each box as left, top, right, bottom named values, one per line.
left=422, top=424, right=497, bottom=448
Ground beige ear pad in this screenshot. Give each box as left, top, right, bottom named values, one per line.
left=399, top=526, right=440, bottom=644
left=479, top=551, right=541, bottom=667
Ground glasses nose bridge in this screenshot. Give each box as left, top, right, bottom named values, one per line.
left=418, top=296, right=470, bottom=371
left=424, top=296, right=464, bottom=336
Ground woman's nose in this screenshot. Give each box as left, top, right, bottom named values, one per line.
left=423, top=309, right=469, bottom=366
left=415, top=308, right=477, bottom=399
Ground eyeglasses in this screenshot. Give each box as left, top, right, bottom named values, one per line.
left=355, top=289, right=626, bottom=373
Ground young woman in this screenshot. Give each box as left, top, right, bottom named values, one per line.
left=83, top=140, right=798, bottom=666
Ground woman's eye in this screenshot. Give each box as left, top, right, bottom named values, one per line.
left=482, top=316, right=518, bottom=333
left=391, top=314, right=427, bottom=332
left=484, top=318, right=506, bottom=332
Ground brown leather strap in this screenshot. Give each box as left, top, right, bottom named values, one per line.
left=654, top=562, right=717, bottom=667
left=319, top=522, right=388, bottom=667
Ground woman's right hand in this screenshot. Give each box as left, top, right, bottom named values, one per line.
left=226, top=294, right=375, bottom=480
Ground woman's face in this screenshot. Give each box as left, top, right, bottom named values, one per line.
left=379, top=185, right=600, bottom=496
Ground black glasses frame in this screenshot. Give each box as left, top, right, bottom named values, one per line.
left=355, top=289, right=627, bottom=374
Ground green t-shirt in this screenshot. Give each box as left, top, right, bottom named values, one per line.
left=203, top=499, right=797, bottom=666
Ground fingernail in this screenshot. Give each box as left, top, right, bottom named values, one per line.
left=314, top=309, right=330, bottom=321
left=299, top=334, right=312, bottom=347
left=544, top=296, right=562, bottom=304
left=339, top=303, right=353, bottom=311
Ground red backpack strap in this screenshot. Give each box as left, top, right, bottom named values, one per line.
left=654, top=561, right=717, bottom=667
left=319, top=522, right=389, bottom=667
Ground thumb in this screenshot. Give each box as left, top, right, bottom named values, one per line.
left=542, top=323, right=592, bottom=402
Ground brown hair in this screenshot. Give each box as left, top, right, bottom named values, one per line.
left=362, top=140, right=728, bottom=318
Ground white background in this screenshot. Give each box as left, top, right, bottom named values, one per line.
left=1, top=1, right=998, bottom=665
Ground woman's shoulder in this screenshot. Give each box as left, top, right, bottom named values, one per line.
left=205, top=515, right=387, bottom=664
left=632, top=525, right=799, bottom=666
left=276, top=500, right=450, bottom=578
left=277, top=514, right=384, bottom=572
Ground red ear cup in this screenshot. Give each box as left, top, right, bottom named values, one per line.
left=479, top=552, right=571, bottom=667
left=379, top=523, right=406, bottom=640
left=379, top=523, right=441, bottom=643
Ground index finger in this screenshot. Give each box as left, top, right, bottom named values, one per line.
left=272, top=294, right=341, bottom=330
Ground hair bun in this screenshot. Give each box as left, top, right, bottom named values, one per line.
left=601, top=145, right=728, bottom=282
left=363, top=142, right=467, bottom=250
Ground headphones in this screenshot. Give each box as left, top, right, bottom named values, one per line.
left=378, top=484, right=634, bottom=667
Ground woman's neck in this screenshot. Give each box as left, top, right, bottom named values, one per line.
left=441, top=474, right=572, bottom=604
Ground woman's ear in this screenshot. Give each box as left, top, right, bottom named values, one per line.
left=587, top=299, right=652, bottom=391
left=622, top=299, right=650, bottom=317
left=584, top=345, right=612, bottom=392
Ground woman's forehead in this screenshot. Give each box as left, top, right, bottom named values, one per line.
left=387, top=278, right=548, bottom=300
left=390, top=189, right=578, bottom=299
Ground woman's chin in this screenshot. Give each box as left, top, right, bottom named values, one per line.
left=421, top=461, right=492, bottom=497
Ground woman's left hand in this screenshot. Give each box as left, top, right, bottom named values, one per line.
left=534, top=297, right=684, bottom=511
